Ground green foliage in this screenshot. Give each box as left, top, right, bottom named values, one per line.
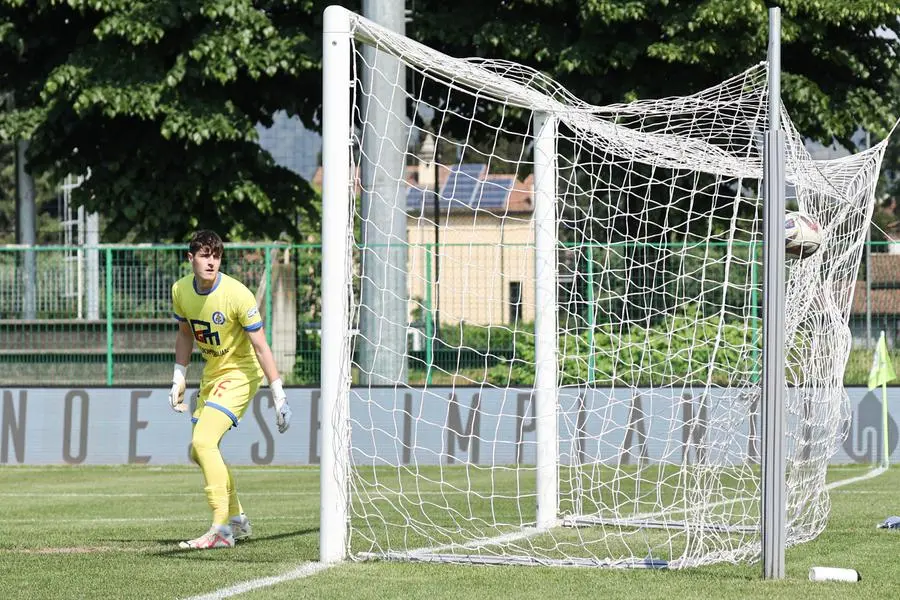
left=844, top=346, right=900, bottom=386
left=415, top=319, right=892, bottom=388
left=0, top=1, right=897, bottom=247
left=292, top=329, right=322, bottom=385
left=0, top=0, right=332, bottom=242
left=488, top=310, right=755, bottom=387
left=435, top=322, right=519, bottom=351
left=408, top=0, right=900, bottom=148
left=877, top=74, right=900, bottom=225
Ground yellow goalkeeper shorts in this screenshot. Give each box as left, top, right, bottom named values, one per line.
left=191, top=375, right=262, bottom=428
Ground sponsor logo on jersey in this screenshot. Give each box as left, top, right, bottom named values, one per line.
left=247, top=306, right=258, bottom=319
left=190, top=319, right=221, bottom=345
left=200, top=346, right=232, bottom=358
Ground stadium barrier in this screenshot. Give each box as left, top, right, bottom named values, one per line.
left=0, top=386, right=896, bottom=466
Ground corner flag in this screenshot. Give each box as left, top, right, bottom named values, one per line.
left=869, top=331, right=895, bottom=468
left=868, top=331, right=896, bottom=391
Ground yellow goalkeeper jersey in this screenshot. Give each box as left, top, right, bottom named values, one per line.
left=172, top=272, right=264, bottom=383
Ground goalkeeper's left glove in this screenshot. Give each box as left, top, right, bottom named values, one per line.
left=270, top=378, right=291, bottom=433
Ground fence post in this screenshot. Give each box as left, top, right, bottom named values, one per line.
left=751, top=240, right=760, bottom=383
left=105, top=247, right=113, bottom=386
left=586, top=243, right=595, bottom=384
left=866, top=234, right=872, bottom=349
left=425, top=244, right=434, bottom=385
left=265, top=246, right=273, bottom=347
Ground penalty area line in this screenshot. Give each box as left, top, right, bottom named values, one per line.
left=824, top=465, right=887, bottom=491
left=182, top=561, right=332, bottom=600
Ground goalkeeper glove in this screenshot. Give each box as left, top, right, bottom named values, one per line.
left=270, top=378, right=291, bottom=433
left=169, top=364, right=188, bottom=413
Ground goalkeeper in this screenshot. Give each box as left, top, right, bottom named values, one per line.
left=168, top=230, right=292, bottom=550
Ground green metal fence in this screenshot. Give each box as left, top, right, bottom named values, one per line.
left=0, top=242, right=897, bottom=386
left=0, top=244, right=322, bottom=386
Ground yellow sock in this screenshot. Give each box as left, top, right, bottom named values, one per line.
left=191, top=408, right=234, bottom=527
left=227, top=467, right=243, bottom=519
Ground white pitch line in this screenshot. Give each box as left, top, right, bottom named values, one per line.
left=824, top=465, right=886, bottom=490
left=408, top=523, right=554, bottom=558
left=182, top=562, right=332, bottom=600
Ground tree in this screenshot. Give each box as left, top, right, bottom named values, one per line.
left=406, top=0, right=900, bottom=149
left=0, top=0, right=334, bottom=242
left=878, top=74, right=900, bottom=236
left=1, top=1, right=897, bottom=244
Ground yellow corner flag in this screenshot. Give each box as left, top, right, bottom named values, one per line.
left=868, top=332, right=897, bottom=391
left=869, top=331, right=896, bottom=467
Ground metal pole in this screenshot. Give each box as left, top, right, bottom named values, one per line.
left=586, top=243, right=595, bottom=383
left=751, top=241, right=760, bottom=383
left=77, top=203, right=84, bottom=320
left=15, top=138, right=37, bottom=320
left=882, top=332, right=890, bottom=467
left=761, top=6, right=786, bottom=580
left=105, top=248, right=114, bottom=386
left=424, top=245, right=434, bottom=385
left=867, top=227, right=872, bottom=349
left=358, top=0, right=409, bottom=384
left=432, top=158, right=441, bottom=336
left=264, top=246, right=273, bottom=347
left=865, top=130, right=872, bottom=349
left=320, top=4, right=352, bottom=564
left=86, top=211, right=100, bottom=320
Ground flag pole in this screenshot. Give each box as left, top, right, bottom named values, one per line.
left=882, top=330, right=890, bottom=468
left=883, top=376, right=889, bottom=468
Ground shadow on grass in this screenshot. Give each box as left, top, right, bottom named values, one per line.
left=105, top=527, right=320, bottom=560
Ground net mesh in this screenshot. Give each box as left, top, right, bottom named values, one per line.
left=336, top=13, right=888, bottom=568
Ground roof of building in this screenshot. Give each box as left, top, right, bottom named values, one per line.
left=851, top=282, right=900, bottom=315
left=851, top=253, right=900, bottom=315
left=869, top=253, right=900, bottom=286
left=311, top=163, right=535, bottom=215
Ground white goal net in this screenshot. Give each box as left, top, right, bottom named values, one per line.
left=320, top=7, right=888, bottom=568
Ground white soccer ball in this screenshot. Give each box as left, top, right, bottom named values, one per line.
left=785, top=211, right=823, bottom=259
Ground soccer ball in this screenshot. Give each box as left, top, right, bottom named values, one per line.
left=785, top=211, right=822, bottom=259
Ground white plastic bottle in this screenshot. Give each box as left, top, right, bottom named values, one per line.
left=808, top=567, right=861, bottom=582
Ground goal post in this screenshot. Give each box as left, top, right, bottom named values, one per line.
left=533, top=111, right=560, bottom=530
left=320, top=4, right=352, bottom=564
left=761, top=7, right=786, bottom=580
left=320, top=4, right=890, bottom=569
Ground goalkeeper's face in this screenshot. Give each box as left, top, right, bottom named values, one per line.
left=188, top=246, right=222, bottom=289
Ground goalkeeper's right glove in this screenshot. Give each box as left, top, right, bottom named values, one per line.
left=270, top=378, right=291, bottom=433
left=169, top=364, right=187, bottom=413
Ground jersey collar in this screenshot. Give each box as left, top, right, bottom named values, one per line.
left=193, top=273, right=222, bottom=295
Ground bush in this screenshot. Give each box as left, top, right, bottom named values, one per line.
left=488, top=310, right=754, bottom=387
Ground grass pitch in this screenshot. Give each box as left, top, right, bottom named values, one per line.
left=2, top=464, right=900, bottom=599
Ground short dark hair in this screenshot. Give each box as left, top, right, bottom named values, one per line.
left=189, top=230, right=224, bottom=257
